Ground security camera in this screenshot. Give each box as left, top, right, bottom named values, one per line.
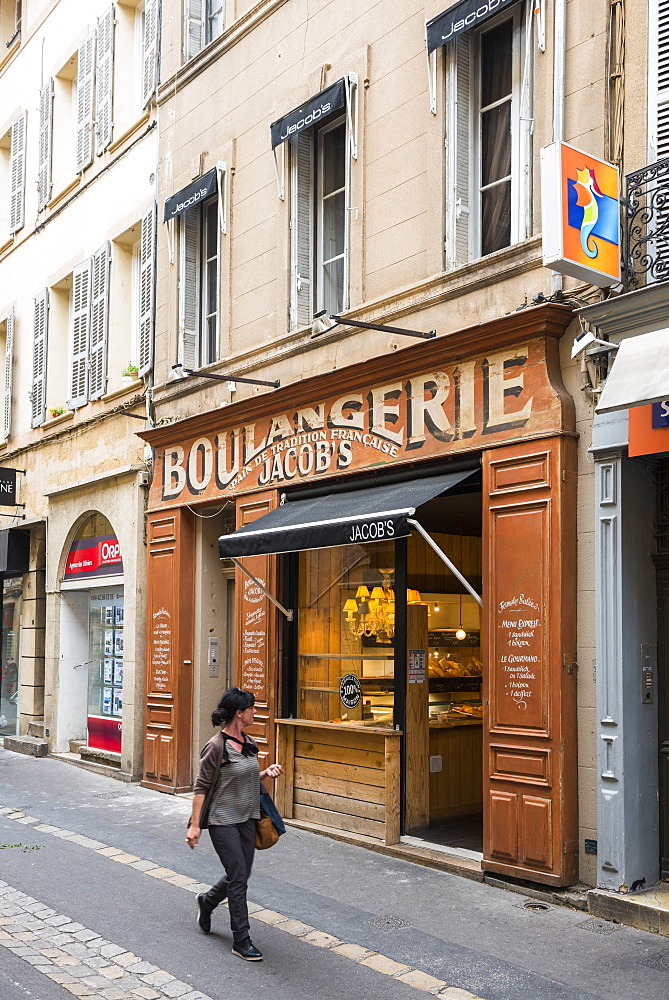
left=570, top=330, right=619, bottom=361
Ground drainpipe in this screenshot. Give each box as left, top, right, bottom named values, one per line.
left=551, top=0, right=566, bottom=295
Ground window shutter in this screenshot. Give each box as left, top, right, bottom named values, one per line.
left=178, top=207, right=200, bottom=369
left=69, top=259, right=92, bottom=409
left=76, top=32, right=96, bottom=172
left=89, top=243, right=110, bottom=399
left=4, top=308, right=14, bottom=440
left=38, top=81, right=54, bottom=211
left=453, top=35, right=471, bottom=266
left=96, top=5, right=115, bottom=155
left=31, top=290, right=48, bottom=428
left=185, top=0, right=204, bottom=60
left=292, top=131, right=313, bottom=329
left=655, top=0, right=669, bottom=159
left=139, top=202, right=156, bottom=376
left=9, top=111, right=27, bottom=234
left=142, top=0, right=159, bottom=108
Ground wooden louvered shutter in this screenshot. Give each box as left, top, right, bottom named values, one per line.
left=9, top=111, right=27, bottom=234
left=96, top=5, right=115, bottom=155
left=89, top=243, right=110, bottom=399
left=139, top=202, right=156, bottom=376
left=38, top=81, right=54, bottom=210
left=31, top=291, right=48, bottom=428
left=185, top=0, right=204, bottom=60
left=76, top=32, right=96, bottom=172
left=291, top=132, right=313, bottom=329
left=453, top=35, right=471, bottom=265
left=4, top=308, right=14, bottom=440
left=142, top=0, right=159, bottom=108
left=69, top=260, right=92, bottom=409
left=178, top=208, right=200, bottom=369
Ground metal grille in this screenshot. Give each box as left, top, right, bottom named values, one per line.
left=657, top=463, right=669, bottom=554
left=577, top=917, right=619, bottom=934
left=624, top=157, right=669, bottom=290
left=640, top=951, right=669, bottom=973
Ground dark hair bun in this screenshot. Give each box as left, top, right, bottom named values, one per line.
left=212, top=687, right=255, bottom=727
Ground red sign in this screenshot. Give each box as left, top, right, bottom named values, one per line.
left=65, top=534, right=123, bottom=579
left=87, top=715, right=122, bottom=753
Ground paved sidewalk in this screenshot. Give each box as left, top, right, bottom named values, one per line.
left=1, top=748, right=669, bottom=1000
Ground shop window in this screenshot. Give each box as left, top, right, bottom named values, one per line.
left=185, top=0, right=225, bottom=61
left=444, top=5, right=532, bottom=266
left=0, top=577, right=22, bottom=737
left=290, top=116, right=348, bottom=329
left=178, top=197, right=219, bottom=368
left=297, top=540, right=396, bottom=728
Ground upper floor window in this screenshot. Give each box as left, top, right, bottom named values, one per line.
left=443, top=3, right=532, bottom=268
left=0, top=111, right=26, bottom=240
left=178, top=197, right=220, bottom=369
left=185, top=0, right=225, bottom=61
left=0, top=0, right=21, bottom=47
left=290, top=116, right=348, bottom=329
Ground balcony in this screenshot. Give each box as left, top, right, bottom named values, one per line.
left=624, top=156, right=669, bottom=291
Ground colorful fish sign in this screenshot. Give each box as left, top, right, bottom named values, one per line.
left=541, top=143, right=620, bottom=287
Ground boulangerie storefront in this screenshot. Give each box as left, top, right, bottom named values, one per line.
left=140, top=303, right=580, bottom=885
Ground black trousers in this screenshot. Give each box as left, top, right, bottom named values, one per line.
left=204, top=818, right=256, bottom=944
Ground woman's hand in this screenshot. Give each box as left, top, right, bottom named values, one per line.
left=186, top=824, right=201, bottom=849
left=260, top=763, right=283, bottom=780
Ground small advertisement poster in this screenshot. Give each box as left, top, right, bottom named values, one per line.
left=408, top=649, right=427, bottom=684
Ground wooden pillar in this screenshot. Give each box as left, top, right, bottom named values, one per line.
left=404, top=603, right=429, bottom=833
left=483, top=436, right=578, bottom=885
left=142, top=508, right=195, bottom=792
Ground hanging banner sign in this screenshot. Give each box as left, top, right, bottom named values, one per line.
left=541, top=142, right=620, bottom=287
left=164, top=168, right=217, bottom=222
left=0, top=468, right=17, bottom=506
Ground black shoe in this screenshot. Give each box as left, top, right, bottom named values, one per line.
left=196, top=894, right=212, bottom=934
left=232, top=938, right=263, bottom=961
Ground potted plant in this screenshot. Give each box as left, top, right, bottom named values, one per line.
left=121, top=364, right=139, bottom=385
left=48, top=405, right=67, bottom=418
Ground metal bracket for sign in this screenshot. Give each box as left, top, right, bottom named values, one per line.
left=230, top=556, right=293, bottom=621
left=272, top=142, right=285, bottom=201
left=407, top=518, right=483, bottom=607
left=345, top=72, right=358, bottom=160
left=425, top=21, right=437, bottom=114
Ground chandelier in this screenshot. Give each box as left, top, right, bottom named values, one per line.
left=343, top=570, right=422, bottom=641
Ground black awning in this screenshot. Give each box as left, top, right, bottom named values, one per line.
left=270, top=78, right=346, bottom=149
left=427, top=0, right=519, bottom=53
left=219, top=468, right=477, bottom=558
left=0, top=528, right=29, bottom=574
left=163, top=168, right=218, bottom=222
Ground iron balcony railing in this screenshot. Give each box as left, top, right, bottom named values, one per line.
left=624, top=156, right=669, bottom=291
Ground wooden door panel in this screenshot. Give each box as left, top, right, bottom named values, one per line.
left=483, top=437, right=577, bottom=885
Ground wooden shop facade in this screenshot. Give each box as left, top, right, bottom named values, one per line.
left=140, top=303, right=579, bottom=886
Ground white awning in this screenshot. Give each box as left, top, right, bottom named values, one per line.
left=596, top=328, right=669, bottom=414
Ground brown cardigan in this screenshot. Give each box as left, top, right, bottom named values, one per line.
left=191, top=731, right=258, bottom=829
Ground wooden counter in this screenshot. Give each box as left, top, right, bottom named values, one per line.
left=275, top=719, right=402, bottom=845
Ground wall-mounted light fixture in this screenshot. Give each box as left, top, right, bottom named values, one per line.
left=172, top=364, right=280, bottom=388
left=311, top=310, right=436, bottom=340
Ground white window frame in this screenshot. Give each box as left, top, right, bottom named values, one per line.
left=178, top=196, right=220, bottom=369
left=205, top=0, right=224, bottom=45
left=316, top=115, right=349, bottom=317
left=444, top=2, right=532, bottom=268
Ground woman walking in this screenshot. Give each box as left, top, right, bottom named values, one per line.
left=186, top=687, right=283, bottom=961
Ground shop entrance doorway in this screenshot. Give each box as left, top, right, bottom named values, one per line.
left=403, top=486, right=483, bottom=853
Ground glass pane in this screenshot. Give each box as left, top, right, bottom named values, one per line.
left=88, top=593, right=123, bottom=721
left=322, top=190, right=345, bottom=261
left=322, top=257, right=344, bottom=315
left=205, top=314, right=217, bottom=365
left=0, top=578, right=22, bottom=736
left=297, top=542, right=396, bottom=728
left=481, top=102, right=511, bottom=186
left=206, top=257, right=217, bottom=318
left=205, top=201, right=217, bottom=257
left=322, top=124, right=346, bottom=196
left=481, top=180, right=511, bottom=255
left=481, top=19, right=513, bottom=107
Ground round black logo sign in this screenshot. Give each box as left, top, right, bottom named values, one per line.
left=339, top=673, right=362, bottom=709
